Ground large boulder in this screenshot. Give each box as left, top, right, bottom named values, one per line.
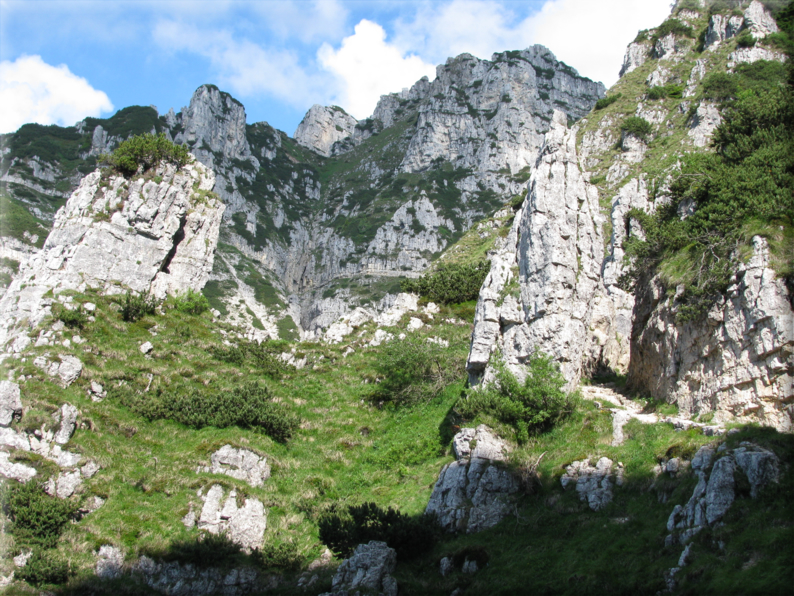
left=426, top=426, right=519, bottom=533
left=198, top=445, right=271, bottom=488
left=322, top=541, right=398, bottom=596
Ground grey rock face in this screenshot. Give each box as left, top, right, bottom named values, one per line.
left=0, top=381, right=23, bottom=426
left=628, top=237, right=794, bottom=431
left=294, top=105, right=358, bottom=157
left=0, top=451, right=37, bottom=482
left=53, top=403, right=79, bottom=444
left=666, top=443, right=780, bottom=545
left=95, top=545, right=125, bottom=579
left=467, top=111, right=614, bottom=390
left=560, top=457, right=623, bottom=511
left=326, top=541, right=397, bottom=596
left=727, top=46, right=788, bottom=70
left=0, top=161, right=224, bottom=352
left=199, top=445, right=271, bottom=488
left=619, top=42, right=649, bottom=77
left=46, top=470, right=83, bottom=499
left=704, top=13, right=743, bottom=50
left=743, top=0, right=779, bottom=39
left=426, top=426, right=519, bottom=533
left=134, top=556, right=258, bottom=596
left=688, top=102, right=722, bottom=147
left=198, top=485, right=267, bottom=551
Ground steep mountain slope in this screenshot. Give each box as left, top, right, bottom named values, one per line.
left=1, top=47, right=603, bottom=339
left=466, top=0, right=793, bottom=431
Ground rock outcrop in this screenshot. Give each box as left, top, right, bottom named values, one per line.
left=193, top=484, right=267, bottom=551
left=0, top=160, right=224, bottom=352
left=467, top=110, right=616, bottom=390
left=629, top=237, right=793, bottom=431
left=426, top=425, right=519, bottom=533
left=322, top=541, right=398, bottom=596
left=294, top=105, right=358, bottom=157
left=0, top=381, right=23, bottom=426
left=198, top=445, right=271, bottom=488
left=560, top=457, right=624, bottom=511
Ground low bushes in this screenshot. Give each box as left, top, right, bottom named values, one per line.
left=621, top=116, right=653, bottom=142
left=100, top=132, right=192, bottom=176
left=646, top=85, right=683, bottom=100
left=457, top=354, right=576, bottom=443
left=173, top=288, right=210, bottom=316
left=369, top=336, right=461, bottom=406
left=318, top=502, right=440, bottom=559
left=594, top=93, right=622, bottom=110
left=16, top=550, right=70, bottom=586
left=209, top=340, right=292, bottom=379
left=121, top=291, right=157, bottom=322
left=3, top=481, right=76, bottom=549
left=114, top=382, right=298, bottom=443
left=256, top=541, right=302, bottom=571
left=400, top=261, right=489, bottom=304
left=56, top=305, right=88, bottom=330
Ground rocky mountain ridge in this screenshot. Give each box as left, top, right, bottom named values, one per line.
left=1, top=46, right=603, bottom=339
left=466, top=0, right=793, bottom=431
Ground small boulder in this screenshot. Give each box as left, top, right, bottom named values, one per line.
left=139, top=341, right=153, bottom=354
left=53, top=403, right=79, bottom=445
left=95, top=545, right=124, bottom=579
left=199, top=444, right=271, bottom=488
left=561, top=457, right=623, bottom=511
left=0, top=381, right=23, bottom=427
left=326, top=541, right=397, bottom=596
left=0, top=452, right=37, bottom=482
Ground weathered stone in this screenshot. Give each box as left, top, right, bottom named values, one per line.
left=139, top=341, right=153, bottom=355
left=560, top=457, right=623, bottom=511
left=95, top=545, right=125, bottom=579
left=328, top=541, right=397, bottom=596
left=688, top=102, right=722, bottom=147
left=294, top=105, right=358, bottom=157
left=0, top=381, right=23, bottom=426
left=53, top=403, right=79, bottom=444
left=0, top=451, right=37, bottom=482
left=198, top=485, right=267, bottom=551
left=628, top=237, right=793, bottom=431
left=743, top=0, right=779, bottom=39
left=199, top=444, right=271, bottom=488
left=426, top=426, right=519, bottom=533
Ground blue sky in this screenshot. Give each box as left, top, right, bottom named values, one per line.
left=0, top=0, right=673, bottom=135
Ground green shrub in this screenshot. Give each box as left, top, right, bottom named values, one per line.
left=621, top=116, right=653, bottom=142
left=173, top=288, right=210, bottom=315
left=209, top=340, right=292, bottom=379
left=457, top=354, right=576, bottom=443
left=594, top=93, right=622, bottom=110
left=114, top=382, right=298, bottom=442
left=622, top=75, right=793, bottom=320
left=702, top=72, right=740, bottom=102
left=120, top=291, right=157, bottom=322
left=736, top=30, right=756, bottom=48
left=3, top=481, right=76, bottom=549
left=256, top=541, right=302, bottom=571
left=100, top=132, right=191, bottom=176
left=318, top=502, right=440, bottom=559
left=653, top=18, right=694, bottom=41
left=16, top=550, right=70, bottom=586
left=56, top=305, right=88, bottom=330
left=370, top=335, right=462, bottom=406
left=400, top=261, right=489, bottom=304
left=647, top=85, right=684, bottom=100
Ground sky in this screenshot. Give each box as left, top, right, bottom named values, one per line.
left=0, top=0, right=674, bottom=136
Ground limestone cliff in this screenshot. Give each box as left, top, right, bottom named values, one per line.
left=466, top=0, right=793, bottom=430
left=0, top=161, right=223, bottom=351
left=293, top=105, right=358, bottom=157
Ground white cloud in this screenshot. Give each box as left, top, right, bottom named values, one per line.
left=153, top=20, right=323, bottom=105
left=0, top=55, right=113, bottom=134
left=528, top=0, right=673, bottom=86
left=251, top=0, right=349, bottom=43
left=393, top=0, right=673, bottom=86
left=318, top=20, right=437, bottom=119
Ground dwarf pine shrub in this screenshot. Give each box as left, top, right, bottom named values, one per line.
left=121, top=291, right=157, bottom=322
left=173, top=288, right=210, bottom=316
left=318, top=502, right=440, bottom=559
left=100, top=132, right=191, bottom=176
left=16, top=550, right=70, bottom=586
left=400, top=261, right=489, bottom=304
left=3, top=481, right=76, bottom=549
left=457, top=354, right=576, bottom=443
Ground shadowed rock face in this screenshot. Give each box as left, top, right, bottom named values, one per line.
left=0, top=161, right=224, bottom=351
left=426, top=425, right=519, bottom=533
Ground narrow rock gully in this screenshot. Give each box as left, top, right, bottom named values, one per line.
left=579, top=383, right=725, bottom=446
